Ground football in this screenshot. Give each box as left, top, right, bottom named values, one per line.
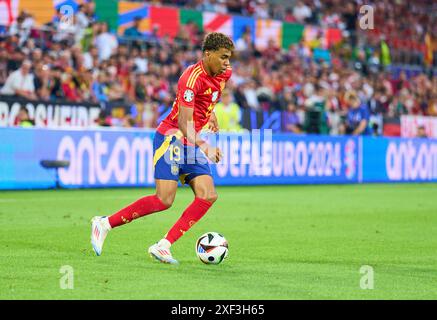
left=195, top=232, right=228, bottom=265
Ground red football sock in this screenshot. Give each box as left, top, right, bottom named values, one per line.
left=108, top=195, right=169, bottom=228
left=165, top=197, right=213, bottom=244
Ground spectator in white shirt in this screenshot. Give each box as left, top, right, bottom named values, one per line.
left=83, top=46, right=99, bottom=70
left=75, top=4, right=90, bottom=44
left=293, top=1, right=312, bottom=23
left=254, top=0, right=270, bottom=19
left=0, top=59, right=37, bottom=100
left=9, top=11, right=35, bottom=47
left=134, top=49, right=149, bottom=74
left=243, top=80, right=260, bottom=110
left=94, top=22, right=118, bottom=62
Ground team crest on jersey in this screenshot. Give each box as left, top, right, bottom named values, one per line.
left=171, top=164, right=179, bottom=176
left=220, top=81, right=226, bottom=91
left=183, top=89, right=194, bottom=102
left=212, top=91, right=219, bottom=102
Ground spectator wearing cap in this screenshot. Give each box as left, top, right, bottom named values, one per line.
left=0, top=59, right=37, bottom=100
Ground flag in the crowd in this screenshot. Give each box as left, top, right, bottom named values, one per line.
left=150, top=6, right=179, bottom=39
left=15, top=0, right=82, bottom=27
left=0, top=0, right=18, bottom=26
left=118, top=1, right=150, bottom=35
left=180, top=8, right=203, bottom=32
left=324, top=28, right=342, bottom=48
left=203, top=12, right=232, bottom=37
left=255, top=19, right=282, bottom=50
left=303, top=25, right=342, bottom=50
left=232, top=15, right=255, bottom=43
left=95, top=0, right=118, bottom=31
left=282, top=22, right=304, bottom=50
left=424, top=32, right=435, bottom=67
left=380, top=39, right=391, bottom=66
left=53, top=0, right=80, bottom=11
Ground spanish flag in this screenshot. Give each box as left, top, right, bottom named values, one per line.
left=424, top=32, right=434, bottom=67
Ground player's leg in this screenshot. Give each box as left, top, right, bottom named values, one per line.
left=147, top=179, right=180, bottom=264
left=149, top=175, right=216, bottom=265
left=148, top=138, right=215, bottom=265
left=165, top=174, right=217, bottom=245
left=91, top=131, right=179, bottom=256
left=106, top=179, right=176, bottom=228
left=91, top=180, right=177, bottom=256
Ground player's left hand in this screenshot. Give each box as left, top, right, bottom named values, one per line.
left=207, top=113, right=219, bottom=133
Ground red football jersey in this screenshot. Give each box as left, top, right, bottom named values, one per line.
left=157, top=60, right=232, bottom=138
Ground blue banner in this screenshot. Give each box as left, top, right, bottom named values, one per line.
left=211, top=133, right=358, bottom=185
left=1, top=127, right=436, bottom=190
left=362, top=136, right=437, bottom=183
left=0, top=128, right=156, bottom=189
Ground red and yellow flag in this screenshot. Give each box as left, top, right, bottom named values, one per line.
left=424, top=32, right=435, bottom=67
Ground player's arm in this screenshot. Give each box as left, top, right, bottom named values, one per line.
left=178, top=105, right=222, bottom=163
left=207, top=111, right=219, bottom=132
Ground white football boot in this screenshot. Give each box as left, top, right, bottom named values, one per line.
left=90, top=216, right=111, bottom=256
left=148, top=239, right=179, bottom=265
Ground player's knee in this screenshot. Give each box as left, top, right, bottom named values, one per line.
left=210, top=192, right=218, bottom=203
left=156, top=194, right=174, bottom=208
left=200, top=192, right=218, bottom=204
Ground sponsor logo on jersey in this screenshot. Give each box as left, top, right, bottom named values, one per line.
left=220, top=81, right=226, bottom=91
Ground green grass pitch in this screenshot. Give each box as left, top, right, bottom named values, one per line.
left=1, top=183, right=437, bottom=300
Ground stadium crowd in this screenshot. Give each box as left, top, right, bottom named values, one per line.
left=0, top=0, right=436, bottom=135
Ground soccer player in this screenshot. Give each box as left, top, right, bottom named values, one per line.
left=90, top=32, right=234, bottom=265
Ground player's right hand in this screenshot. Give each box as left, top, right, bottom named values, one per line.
left=204, top=146, right=223, bottom=163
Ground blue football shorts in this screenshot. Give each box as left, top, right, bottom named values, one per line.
left=153, top=131, right=212, bottom=185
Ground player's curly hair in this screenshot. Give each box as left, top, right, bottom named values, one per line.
left=202, top=32, right=235, bottom=52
